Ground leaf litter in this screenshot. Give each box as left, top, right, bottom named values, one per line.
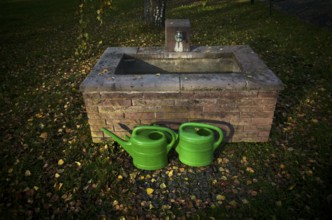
left=0, top=0, right=331, bottom=219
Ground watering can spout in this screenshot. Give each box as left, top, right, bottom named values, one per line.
left=101, top=128, right=133, bottom=156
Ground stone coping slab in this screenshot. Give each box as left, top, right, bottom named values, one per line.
left=79, top=45, right=284, bottom=92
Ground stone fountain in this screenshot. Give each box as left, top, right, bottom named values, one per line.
left=80, top=19, right=284, bottom=143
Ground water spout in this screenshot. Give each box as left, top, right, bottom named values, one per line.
left=174, top=31, right=183, bottom=42
left=165, top=19, right=191, bottom=52
left=174, top=31, right=184, bottom=52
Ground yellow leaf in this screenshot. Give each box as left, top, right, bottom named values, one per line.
left=246, top=167, right=255, bottom=173
left=306, top=170, right=313, bottom=176
left=58, top=159, right=65, bottom=166
left=229, top=200, right=238, bottom=207
left=251, top=190, right=258, bottom=196
left=39, top=132, right=48, bottom=140
left=129, top=172, right=137, bottom=180
left=288, top=183, right=296, bottom=191
left=55, top=173, right=60, bottom=178
left=242, top=199, right=249, bottom=204
left=112, top=200, right=119, bottom=206
left=62, top=193, right=72, bottom=201
left=216, top=194, right=226, bottom=201
left=35, top=113, right=43, bottom=118
left=276, top=200, right=282, bottom=207
left=54, top=182, right=63, bottom=190
left=25, top=170, right=31, bottom=176
left=160, top=183, right=167, bottom=189
left=146, top=188, right=154, bottom=195
left=59, top=183, right=63, bottom=190
left=312, top=119, right=318, bottom=123
left=75, top=161, right=81, bottom=167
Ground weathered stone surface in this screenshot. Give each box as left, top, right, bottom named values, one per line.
left=102, top=74, right=180, bottom=92
left=79, top=46, right=284, bottom=93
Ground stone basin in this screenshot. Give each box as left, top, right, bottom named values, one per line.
left=116, top=53, right=241, bottom=74
left=80, top=45, right=283, bottom=92
left=80, top=45, right=284, bottom=143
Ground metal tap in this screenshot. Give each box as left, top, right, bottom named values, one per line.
left=174, top=31, right=184, bottom=42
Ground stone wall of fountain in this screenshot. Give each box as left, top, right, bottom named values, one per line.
left=82, top=88, right=279, bottom=143
left=80, top=19, right=284, bottom=143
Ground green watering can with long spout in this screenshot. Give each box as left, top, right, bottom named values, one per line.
left=176, top=122, right=223, bottom=167
left=101, top=126, right=176, bottom=170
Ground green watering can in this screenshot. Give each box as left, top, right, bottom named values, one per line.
left=101, top=126, right=176, bottom=170
left=176, top=122, right=223, bottom=167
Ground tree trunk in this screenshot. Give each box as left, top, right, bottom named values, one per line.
left=144, top=0, right=166, bottom=27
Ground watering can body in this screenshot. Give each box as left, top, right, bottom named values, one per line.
left=176, top=122, right=223, bottom=166
left=102, top=126, right=176, bottom=170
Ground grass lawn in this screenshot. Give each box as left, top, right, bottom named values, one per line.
left=0, top=0, right=331, bottom=218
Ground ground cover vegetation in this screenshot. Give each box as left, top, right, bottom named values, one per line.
left=0, top=0, right=331, bottom=219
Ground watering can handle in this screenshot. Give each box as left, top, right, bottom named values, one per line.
left=133, top=126, right=177, bottom=153
left=180, top=122, right=224, bottom=150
